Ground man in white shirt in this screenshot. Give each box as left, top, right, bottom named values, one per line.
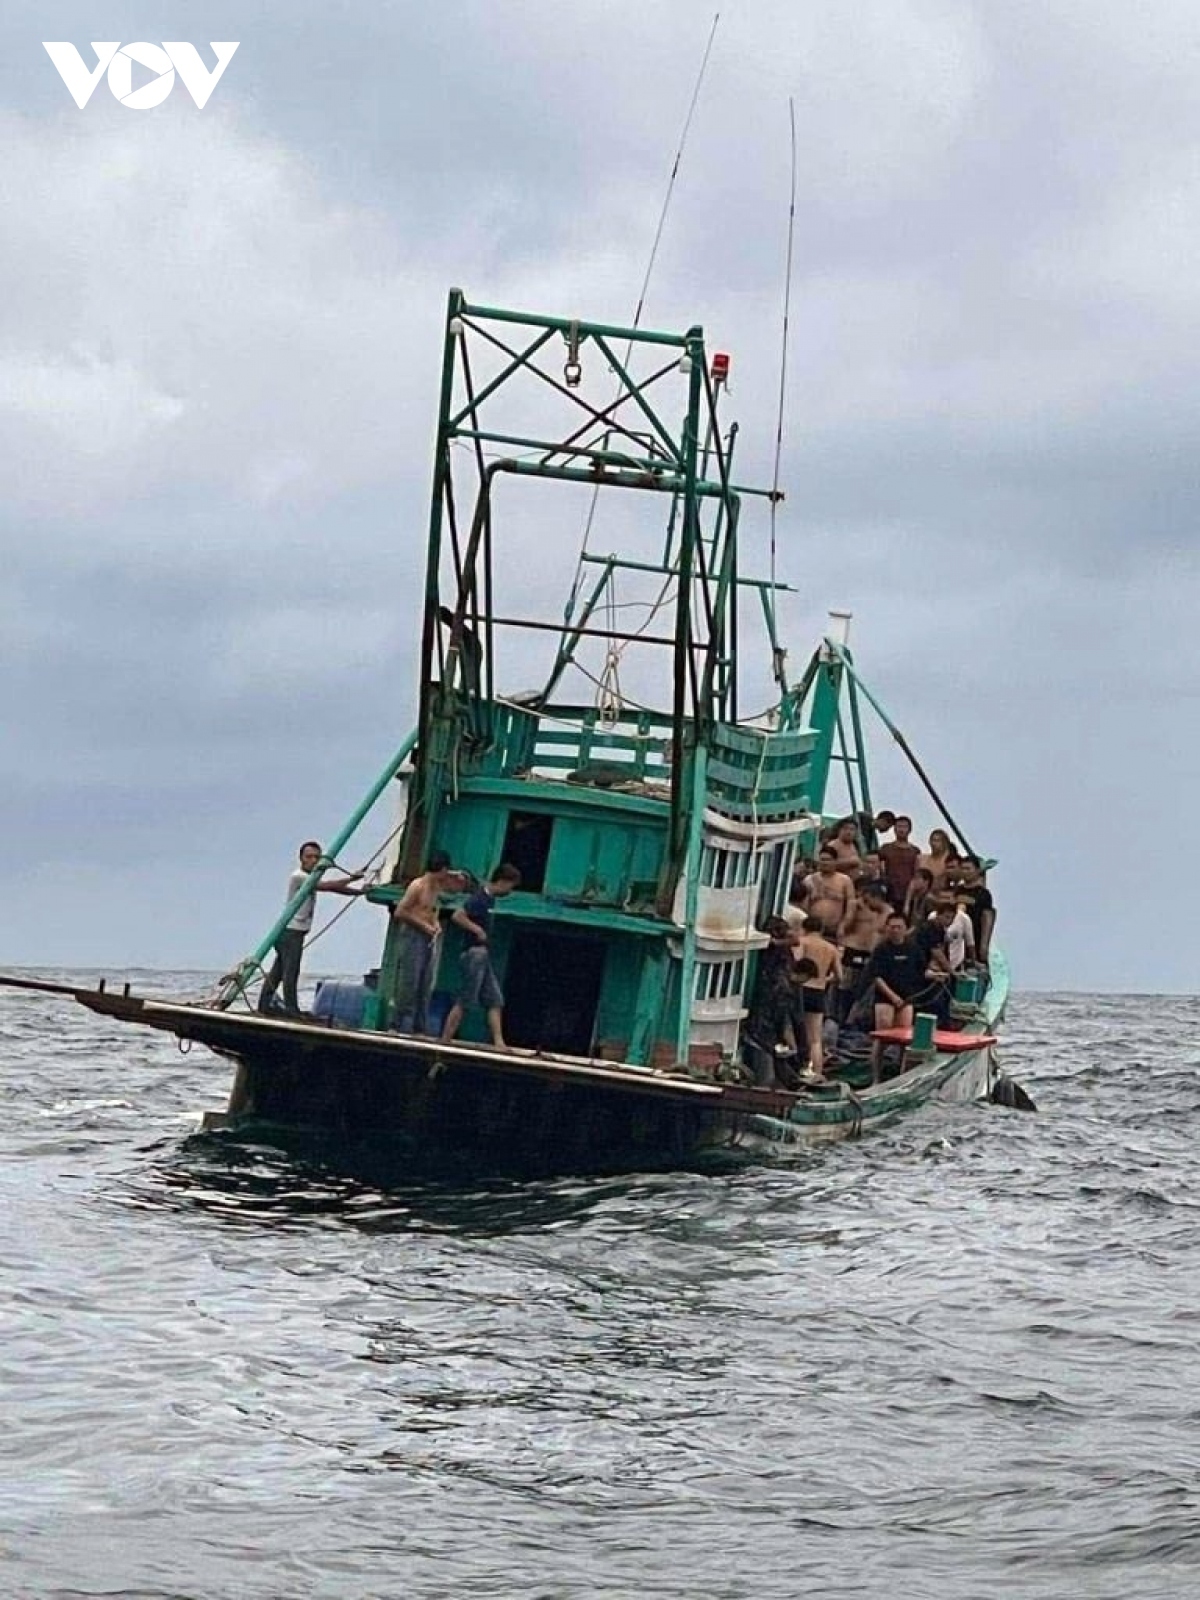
left=941, top=899, right=976, bottom=971
left=258, top=841, right=364, bottom=1015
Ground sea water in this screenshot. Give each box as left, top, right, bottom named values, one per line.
left=2, top=976, right=1197, bottom=1599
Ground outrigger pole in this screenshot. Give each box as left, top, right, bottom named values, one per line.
left=212, top=729, right=418, bottom=1011
left=823, top=642, right=979, bottom=860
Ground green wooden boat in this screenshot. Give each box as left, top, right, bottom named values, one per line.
left=0, top=291, right=1013, bottom=1175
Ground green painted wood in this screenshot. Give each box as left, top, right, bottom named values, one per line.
left=455, top=776, right=670, bottom=820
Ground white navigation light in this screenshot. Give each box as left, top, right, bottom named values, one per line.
left=827, top=610, right=853, bottom=647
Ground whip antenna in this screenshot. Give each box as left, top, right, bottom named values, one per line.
left=629, top=10, right=721, bottom=339
left=770, top=97, right=797, bottom=612
left=563, top=11, right=722, bottom=645
left=765, top=97, right=797, bottom=691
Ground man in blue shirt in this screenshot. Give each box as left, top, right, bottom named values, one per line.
left=439, top=863, right=523, bottom=1048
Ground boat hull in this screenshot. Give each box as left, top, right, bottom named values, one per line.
left=82, top=987, right=1003, bottom=1177
left=0, top=955, right=1011, bottom=1179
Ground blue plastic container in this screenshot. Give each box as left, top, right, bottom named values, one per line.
left=426, top=990, right=453, bottom=1036
left=313, top=980, right=368, bottom=1029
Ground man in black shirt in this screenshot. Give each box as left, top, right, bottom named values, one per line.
left=912, top=903, right=954, bottom=971
left=863, top=913, right=934, bottom=1082
left=955, top=858, right=996, bottom=963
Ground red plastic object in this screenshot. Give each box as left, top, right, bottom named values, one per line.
left=870, top=1028, right=998, bottom=1053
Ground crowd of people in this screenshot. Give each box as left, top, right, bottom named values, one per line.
left=746, top=810, right=996, bottom=1089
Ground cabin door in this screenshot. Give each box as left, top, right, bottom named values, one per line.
left=503, top=929, right=607, bottom=1057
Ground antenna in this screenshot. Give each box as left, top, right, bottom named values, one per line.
left=629, top=11, right=721, bottom=339
left=768, top=97, right=797, bottom=685
left=564, top=12, right=722, bottom=636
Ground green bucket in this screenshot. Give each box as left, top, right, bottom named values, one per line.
left=910, top=1012, right=937, bottom=1054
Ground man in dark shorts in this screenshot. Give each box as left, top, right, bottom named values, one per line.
left=440, top=863, right=522, bottom=1048
left=839, top=880, right=890, bottom=1024
left=863, top=913, right=934, bottom=1081
left=793, top=916, right=843, bottom=1081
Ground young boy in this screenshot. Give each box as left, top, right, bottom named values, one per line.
left=440, top=863, right=523, bottom=1048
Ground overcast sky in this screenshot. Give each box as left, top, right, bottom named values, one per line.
left=2, top=0, right=1197, bottom=992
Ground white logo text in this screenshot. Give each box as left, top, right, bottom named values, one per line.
left=43, top=42, right=240, bottom=110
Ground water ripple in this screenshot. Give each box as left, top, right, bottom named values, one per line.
left=1, top=979, right=1197, bottom=1598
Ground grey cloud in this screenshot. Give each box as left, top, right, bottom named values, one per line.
left=2, top=1, right=1199, bottom=990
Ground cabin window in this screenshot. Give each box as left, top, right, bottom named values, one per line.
left=695, top=956, right=746, bottom=1002
left=756, top=837, right=797, bottom=925
left=704, top=841, right=757, bottom=890
left=501, top=810, right=554, bottom=894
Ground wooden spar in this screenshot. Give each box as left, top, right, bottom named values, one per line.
left=0, top=973, right=92, bottom=999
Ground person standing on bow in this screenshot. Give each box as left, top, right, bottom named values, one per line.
left=258, top=842, right=365, bottom=1016
left=440, top=863, right=522, bottom=1049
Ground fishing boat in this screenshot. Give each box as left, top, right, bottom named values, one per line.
left=1, top=291, right=1015, bottom=1175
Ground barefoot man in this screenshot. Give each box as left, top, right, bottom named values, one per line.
left=440, top=863, right=522, bottom=1049
left=793, top=916, right=843, bottom=1081
left=392, top=851, right=466, bottom=1034
left=839, top=879, right=890, bottom=1024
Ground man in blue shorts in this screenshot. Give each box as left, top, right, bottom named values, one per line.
left=439, top=863, right=522, bottom=1048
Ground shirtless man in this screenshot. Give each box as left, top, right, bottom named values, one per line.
left=803, top=848, right=856, bottom=943
left=826, top=817, right=863, bottom=879
left=838, top=880, right=890, bottom=1022
left=793, top=916, right=843, bottom=1081
left=391, top=851, right=467, bottom=1033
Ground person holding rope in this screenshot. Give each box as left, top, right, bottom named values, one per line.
left=391, top=851, right=468, bottom=1034
left=258, top=841, right=365, bottom=1016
